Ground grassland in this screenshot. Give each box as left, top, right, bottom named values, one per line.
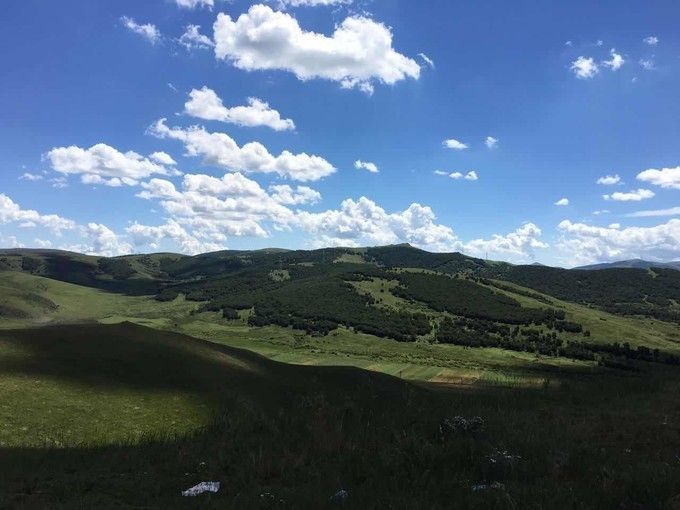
left=2, top=322, right=680, bottom=508
left=2, top=263, right=680, bottom=507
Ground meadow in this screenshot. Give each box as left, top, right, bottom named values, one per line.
left=2, top=246, right=680, bottom=508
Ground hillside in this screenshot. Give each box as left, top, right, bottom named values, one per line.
left=2, top=322, right=680, bottom=508
left=2, top=247, right=680, bottom=507
left=576, top=259, right=680, bottom=271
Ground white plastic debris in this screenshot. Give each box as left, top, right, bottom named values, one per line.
left=181, top=481, right=220, bottom=497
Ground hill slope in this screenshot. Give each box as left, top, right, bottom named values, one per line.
left=575, top=259, right=680, bottom=271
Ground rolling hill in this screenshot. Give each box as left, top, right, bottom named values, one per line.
left=575, top=259, right=680, bottom=271
left=2, top=245, right=680, bottom=507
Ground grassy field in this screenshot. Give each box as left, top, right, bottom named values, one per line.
left=2, top=322, right=680, bottom=508
left=2, top=270, right=680, bottom=507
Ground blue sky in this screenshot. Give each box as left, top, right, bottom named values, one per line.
left=1, top=0, right=679, bottom=266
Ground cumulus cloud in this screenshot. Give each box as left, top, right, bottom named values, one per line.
left=136, top=172, right=295, bottom=242
left=555, top=198, right=569, bottom=206
left=82, top=223, right=132, bottom=256
left=571, top=56, right=599, bottom=79
left=602, top=49, right=625, bottom=71
left=175, top=0, right=214, bottom=9
left=596, top=174, right=621, bottom=185
left=47, top=143, right=171, bottom=186
left=462, top=223, right=548, bottom=261
left=443, top=139, right=468, bottom=150
left=295, top=197, right=458, bottom=251
left=603, top=189, right=655, bottom=202
left=276, top=0, right=352, bottom=6
left=637, top=166, right=680, bottom=190
left=354, top=160, right=379, bottom=173
left=184, top=87, right=295, bottom=131
left=644, top=36, right=659, bottom=46
left=269, top=184, right=321, bottom=205
left=127, top=220, right=224, bottom=255
left=120, top=16, right=161, bottom=45
left=485, top=136, right=498, bottom=149
left=558, top=219, right=680, bottom=265
left=0, top=193, right=76, bottom=234
left=178, top=25, right=214, bottom=50
left=212, top=4, right=420, bottom=94
left=149, top=151, right=177, bottom=166
left=148, top=118, right=334, bottom=181
left=627, top=207, right=680, bottom=218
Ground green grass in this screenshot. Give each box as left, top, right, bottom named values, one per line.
left=0, top=271, right=200, bottom=329
left=484, top=278, right=680, bottom=353
left=2, top=323, right=680, bottom=508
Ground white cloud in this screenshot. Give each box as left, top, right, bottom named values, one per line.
left=50, top=177, right=68, bottom=189
left=19, top=172, right=43, bottom=181
left=558, top=218, right=680, bottom=265
left=637, top=166, right=680, bottom=190
left=644, top=36, right=659, bottom=46
left=212, top=4, right=420, bottom=94
left=295, top=197, right=458, bottom=251
left=127, top=220, right=224, bottom=255
left=82, top=223, right=132, bottom=257
left=602, top=49, right=625, bottom=71
left=555, top=198, right=569, bottom=206
left=418, top=53, right=435, bottom=69
left=571, top=56, right=599, bottom=79
left=603, top=189, right=655, bottom=202
left=178, top=25, right=214, bottom=50
left=136, top=172, right=295, bottom=243
left=184, top=87, right=295, bottom=131
left=627, top=206, right=680, bottom=218
left=120, top=16, right=161, bottom=45
left=593, top=209, right=610, bottom=215
left=175, top=0, right=214, bottom=9
left=34, top=238, right=52, bottom=248
left=276, top=0, right=352, bottom=6
left=47, top=143, right=170, bottom=186
left=596, top=174, right=621, bottom=185
left=269, top=184, right=321, bottom=205
left=462, top=223, right=548, bottom=261
left=148, top=118, right=334, bottom=181
left=485, top=136, right=498, bottom=149
left=354, top=160, right=379, bottom=173
left=0, top=193, right=76, bottom=234
left=449, top=171, right=478, bottom=181
left=0, top=235, right=23, bottom=249
left=433, top=170, right=448, bottom=176
left=149, top=151, right=177, bottom=166
left=640, top=58, right=655, bottom=71
left=443, top=138, right=468, bottom=150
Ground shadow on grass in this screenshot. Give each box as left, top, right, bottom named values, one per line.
left=1, top=323, right=680, bottom=508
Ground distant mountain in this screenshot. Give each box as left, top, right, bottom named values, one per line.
left=575, top=259, right=680, bottom=271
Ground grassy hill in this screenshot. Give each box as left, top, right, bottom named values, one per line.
left=2, top=322, right=680, bottom=508
left=2, top=245, right=680, bottom=507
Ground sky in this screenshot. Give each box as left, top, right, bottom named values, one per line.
left=1, top=0, right=679, bottom=267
